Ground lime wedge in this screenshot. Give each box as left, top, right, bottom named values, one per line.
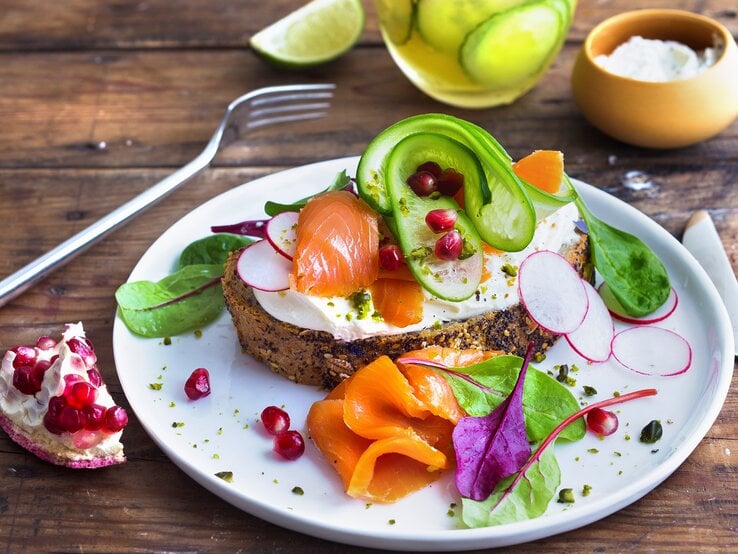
left=250, top=0, right=365, bottom=67
left=460, top=0, right=562, bottom=88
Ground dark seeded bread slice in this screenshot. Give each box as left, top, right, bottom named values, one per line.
left=223, top=234, right=591, bottom=389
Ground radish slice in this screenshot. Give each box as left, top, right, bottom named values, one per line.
left=266, top=211, right=299, bottom=261
left=612, top=326, right=692, bottom=376
left=236, top=240, right=292, bottom=292
left=598, top=283, right=678, bottom=325
left=565, top=279, right=614, bottom=362
left=518, top=250, right=589, bottom=334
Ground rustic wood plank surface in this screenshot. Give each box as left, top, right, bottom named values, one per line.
left=0, top=0, right=736, bottom=552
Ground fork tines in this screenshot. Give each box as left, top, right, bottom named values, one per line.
left=240, top=83, right=335, bottom=130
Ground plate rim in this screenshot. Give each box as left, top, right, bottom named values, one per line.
left=113, top=156, right=734, bottom=551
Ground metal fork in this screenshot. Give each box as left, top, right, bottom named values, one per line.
left=0, top=83, right=335, bottom=308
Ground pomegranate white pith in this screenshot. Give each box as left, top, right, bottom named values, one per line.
left=0, top=323, right=127, bottom=468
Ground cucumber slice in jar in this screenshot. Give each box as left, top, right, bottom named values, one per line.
left=415, top=0, right=524, bottom=55
left=375, top=0, right=415, bottom=45
left=385, top=132, right=484, bottom=301
left=459, top=0, right=563, bottom=88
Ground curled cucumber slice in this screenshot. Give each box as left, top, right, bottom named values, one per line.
left=460, top=0, right=563, bottom=88
left=415, top=0, right=523, bottom=55
left=375, top=0, right=415, bottom=45
left=357, top=113, right=535, bottom=251
left=385, top=132, right=484, bottom=301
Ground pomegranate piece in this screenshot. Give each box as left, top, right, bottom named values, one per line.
left=586, top=407, right=619, bottom=436
left=406, top=170, right=437, bottom=196
left=425, top=208, right=458, bottom=233
left=184, top=368, right=211, bottom=400
left=379, top=244, right=405, bottom=271
left=1, top=323, right=128, bottom=468
left=261, top=405, right=291, bottom=436
left=273, top=429, right=305, bottom=460
left=437, top=168, right=464, bottom=196
left=435, top=230, right=463, bottom=261
left=416, top=161, right=442, bottom=178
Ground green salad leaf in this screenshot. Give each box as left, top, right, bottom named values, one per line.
left=573, top=186, right=670, bottom=317
left=178, top=233, right=253, bottom=268
left=461, top=447, right=560, bottom=527
left=444, top=355, right=585, bottom=443
left=264, top=169, right=351, bottom=216
left=116, top=264, right=224, bottom=338
left=116, top=233, right=253, bottom=338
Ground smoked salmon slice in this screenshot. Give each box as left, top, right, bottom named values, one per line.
left=307, top=348, right=502, bottom=503
left=369, top=278, right=424, bottom=328
left=291, top=190, right=379, bottom=297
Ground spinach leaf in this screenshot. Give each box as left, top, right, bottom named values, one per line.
left=453, top=347, right=531, bottom=501
left=444, top=355, right=585, bottom=443
left=571, top=180, right=670, bottom=317
left=178, top=233, right=253, bottom=269
left=116, top=264, right=224, bottom=338
left=461, top=447, right=560, bottom=527
left=264, top=169, right=351, bottom=216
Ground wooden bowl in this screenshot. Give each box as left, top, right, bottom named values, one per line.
left=571, top=9, right=738, bottom=148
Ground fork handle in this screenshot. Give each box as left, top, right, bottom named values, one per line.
left=0, top=152, right=211, bottom=308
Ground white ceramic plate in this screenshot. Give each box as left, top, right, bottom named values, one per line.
left=113, top=157, right=734, bottom=551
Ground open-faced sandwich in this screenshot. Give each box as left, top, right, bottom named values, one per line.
left=222, top=115, right=595, bottom=388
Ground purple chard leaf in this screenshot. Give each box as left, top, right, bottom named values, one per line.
left=452, top=342, right=534, bottom=501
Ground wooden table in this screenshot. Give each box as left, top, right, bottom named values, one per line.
left=1, top=1, right=736, bottom=551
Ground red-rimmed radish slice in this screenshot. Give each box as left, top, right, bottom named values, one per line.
left=612, top=326, right=692, bottom=376
left=518, top=250, right=589, bottom=334
left=236, top=240, right=292, bottom=292
left=598, top=283, right=678, bottom=324
left=565, top=279, right=614, bottom=362
left=266, top=211, right=299, bottom=260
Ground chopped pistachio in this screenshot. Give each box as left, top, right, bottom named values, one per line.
left=582, top=484, right=592, bottom=497
left=557, top=488, right=575, bottom=503
left=148, top=383, right=163, bottom=391
left=291, top=486, right=305, bottom=496
left=215, top=471, right=233, bottom=483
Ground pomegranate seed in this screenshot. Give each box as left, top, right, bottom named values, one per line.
left=378, top=244, right=405, bottom=271
left=72, top=429, right=104, bottom=449
left=184, top=368, right=211, bottom=400
left=12, top=365, right=42, bottom=395
left=425, top=208, right=458, bottom=233
left=87, top=367, right=102, bottom=387
left=63, top=374, right=85, bottom=396
left=586, top=407, right=619, bottom=436
left=435, top=230, right=463, bottom=261
left=67, top=337, right=97, bottom=367
left=67, top=382, right=98, bottom=409
left=416, top=161, right=442, bottom=178
left=82, top=403, right=106, bottom=431
left=102, top=406, right=128, bottom=433
left=406, top=170, right=437, bottom=196
left=59, top=405, right=84, bottom=433
left=36, top=336, right=57, bottom=350
left=11, top=345, right=37, bottom=369
left=436, top=168, right=464, bottom=196
left=44, top=396, right=68, bottom=434
left=273, top=429, right=305, bottom=460
left=261, top=405, right=290, bottom=435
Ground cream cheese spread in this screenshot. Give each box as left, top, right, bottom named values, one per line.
left=594, top=36, right=719, bottom=82
left=253, top=202, right=581, bottom=341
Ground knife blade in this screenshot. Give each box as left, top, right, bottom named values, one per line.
left=682, top=210, right=738, bottom=355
